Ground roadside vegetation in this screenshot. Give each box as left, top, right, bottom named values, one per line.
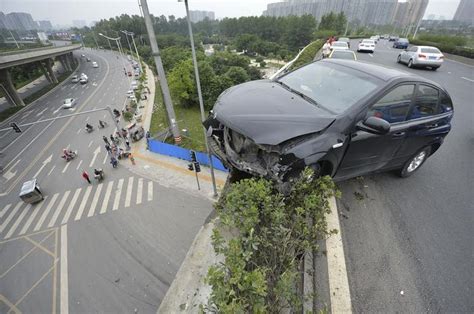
left=205, top=169, right=339, bottom=312
left=409, top=34, right=474, bottom=59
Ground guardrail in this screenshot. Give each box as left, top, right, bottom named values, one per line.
left=0, top=44, right=56, bottom=56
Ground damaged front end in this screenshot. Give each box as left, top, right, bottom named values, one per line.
left=204, top=115, right=302, bottom=184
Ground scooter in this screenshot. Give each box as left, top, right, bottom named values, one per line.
left=85, top=126, right=94, bottom=133
left=61, top=151, right=77, bottom=162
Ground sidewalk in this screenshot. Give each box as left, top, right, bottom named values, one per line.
left=125, top=64, right=228, bottom=202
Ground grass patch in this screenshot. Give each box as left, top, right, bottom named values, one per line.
left=149, top=83, right=206, bottom=152
left=23, top=71, right=72, bottom=105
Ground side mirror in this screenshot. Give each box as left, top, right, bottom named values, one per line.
left=357, top=116, right=390, bottom=135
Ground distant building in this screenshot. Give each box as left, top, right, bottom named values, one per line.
left=37, top=20, right=53, bottom=31
left=3, top=12, right=38, bottom=31
left=0, top=12, right=8, bottom=29
left=453, top=0, right=473, bottom=24
left=72, top=20, right=87, bottom=28
left=427, top=14, right=435, bottom=20
left=263, top=0, right=428, bottom=28
left=188, top=10, right=215, bottom=23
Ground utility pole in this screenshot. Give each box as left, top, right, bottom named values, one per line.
left=139, top=0, right=181, bottom=144
left=130, top=33, right=143, bottom=73
left=180, top=0, right=218, bottom=197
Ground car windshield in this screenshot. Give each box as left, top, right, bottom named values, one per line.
left=278, top=62, right=381, bottom=114
left=420, top=47, right=441, bottom=54
left=331, top=51, right=355, bottom=60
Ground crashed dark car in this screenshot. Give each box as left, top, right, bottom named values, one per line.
left=204, top=59, right=454, bottom=188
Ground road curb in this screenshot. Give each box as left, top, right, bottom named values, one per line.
left=0, top=58, right=80, bottom=128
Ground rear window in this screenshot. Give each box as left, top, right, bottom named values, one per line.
left=333, top=42, right=347, bottom=47
left=420, top=47, right=441, bottom=54
left=278, top=62, right=381, bottom=114
left=331, top=51, right=355, bottom=60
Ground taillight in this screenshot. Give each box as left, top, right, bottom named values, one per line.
left=418, top=54, right=426, bottom=58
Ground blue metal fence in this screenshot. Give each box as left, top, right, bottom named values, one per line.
left=148, top=139, right=228, bottom=172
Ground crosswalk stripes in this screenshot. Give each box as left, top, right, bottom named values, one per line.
left=0, top=176, right=156, bottom=239
left=75, top=186, right=92, bottom=221
left=125, top=177, right=134, bottom=208
left=34, top=193, right=59, bottom=232
left=4, top=204, right=31, bottom=239
left=48, top=191, right=70, bottom=228
left=19, top=197, right=47, bottom=235
left=87, top=183, right=103, bottom=217
left=100, top=181, right=114, bottom=214
left=113, top=179, right=124, bottom=211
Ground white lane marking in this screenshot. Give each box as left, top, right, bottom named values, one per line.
left=85, top=116, right=89, bottom=121
left=76, top=160, right=83, bottom=170
left=74, top=185, right=92, bottom=221
left=80, top=91, right=84, bottom=95
left=53, top=106, right=63, bottom=114
left=0, top=125, right=32, bottom=153
left=47, top=165, right=56, bottom=176
left=87, top=183, right=103, bottom=217
left=147, top=181, right=153, bottom=202
left=0, top=204, right=12, bottom=218
left=2, top=120, right=54, bottom=171
left=136, top=178, right=143, bottom=205
left=88, top=140, right=93, bottom=148
left=461, top=77, right=474, bottom=83
left=112, top=178, right=124, bottom=211
left=61, top=188, right=81, bottom=224
left=48, top=191, right=70, bottom=228
left=2, top=159, right=21, bottom=181
left=368, top=53, right=373, bottom=57
left=36, top=107, right=48, bottom=117
left=100, top=181, right=114, bottom=214
left=326, top=196, right=352, bottom=313
left=62, top=161, right=71, bottom=173
left=89, top=146, right=101, bottom=167
left=0, top=202, right=23, bottom=233
left=5, top=204, right=31, bottom=239
left=33, top=154, right=53, bottom=179
left=0, top=130, right=12, bottom=139
left=21, top=110, right=33, bottom=119
left=102, top=152, right=108, bottom=165
left=34, top=193, right=59, bottom=231
left=103, top=114, right=106, bottom=119
left=19, top=198, right=47, bottom=235
left=60, top=224, right=69, bottom=314
left=125, top=177, right=134, bottom=208
left=76, top=128, right=81, bottom=134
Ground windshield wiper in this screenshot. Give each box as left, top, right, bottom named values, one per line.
left=275, top=80, right=321, bottom=108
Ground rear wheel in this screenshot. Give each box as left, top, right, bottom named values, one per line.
left=398, top=146, right=431, bottom=178
left=431, top=66, right=439, bottom=71
left=408, top=59, right=414, bottom=68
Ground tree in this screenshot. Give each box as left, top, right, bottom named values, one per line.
left=224, top=66, right=250, bottom=85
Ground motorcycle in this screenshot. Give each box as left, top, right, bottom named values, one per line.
left=98, top=121, right=107, bottom=129
left=61, top=150, right=77, bottom=162
left=117, top=151, right=131, bottom=160
left=85, top=125, right=94, bottom=133
left=94, top=169, right=104, bottom=181
left=110, top=158, right=118, bottom=168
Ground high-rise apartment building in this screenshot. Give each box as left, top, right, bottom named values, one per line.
left=3, top=12, right=38, bottom=31
left=37, top=20, right=53, bottom=31
left=453, top=0, right=473, bottom=24
left=189, top=10, right=215, bottom=23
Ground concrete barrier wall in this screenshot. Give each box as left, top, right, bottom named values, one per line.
left=148, top=139, right=228, bottom=172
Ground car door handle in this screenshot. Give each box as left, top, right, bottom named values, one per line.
left=392, top=131, right=406, bottom=137
left=426, top=123, right=438, bottom=128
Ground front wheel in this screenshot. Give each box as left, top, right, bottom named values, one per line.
left=398, top=146, right=431, bottom=178
left=407, top=59, right=414, bottom=68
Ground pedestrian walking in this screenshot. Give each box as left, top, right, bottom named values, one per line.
left=121, top=128, right=128, bottom=138
left=105, top=144, right=111, bottom=154
left=102, top=135, right=110, bottom=145
left=82, top=170, right=91, bottom=184
left=110, top=156, right=118, bottom=168
left=125, top=138, right=130, bottom=150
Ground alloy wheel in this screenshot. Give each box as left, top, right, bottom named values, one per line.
left=407, top=151, right=426, bottom=173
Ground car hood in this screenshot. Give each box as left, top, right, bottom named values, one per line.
left=212, top=80, right=335, bottom=145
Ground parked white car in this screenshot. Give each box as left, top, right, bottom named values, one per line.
left=62, top=98, right=77, bottom=109
left=92, top=61, right=98, bottom=68
left=71, top=75, right=79, bottom=83
left=331, top=41, right=349, bottom=51
left=79, top=74, right=88, bottom=84
left=358, top=39, right=376, bottom=53
left=397, top=45, right=444, bottom=70
left=126, top=90, right=135, bottom=98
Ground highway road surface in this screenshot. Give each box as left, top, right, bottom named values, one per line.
left=0, top=49, right=212, bottom=313
left=336, top=39, right=473, bottom=312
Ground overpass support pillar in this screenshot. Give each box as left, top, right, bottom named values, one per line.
left=0, top=69, right=25, bottom=107
left=46, top=58, right=58, bottom=84
left=37, top=61, right=52, bottom=83
left=67, top=53, right=76, bottom=70
left=59, top=55, right=71, bottom=72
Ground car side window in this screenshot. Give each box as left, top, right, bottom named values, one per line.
left=407, top=85, right=440, bottom=120
left=366, top=85, right=415, bottom=123
left=409, top=46, right=417, bottom=52
left=439, top=91, right=453, bottom=113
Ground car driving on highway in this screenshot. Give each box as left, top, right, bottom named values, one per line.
left=62, top=98, right=77, bottom=109
left=329, top=50, right=357, bottom=60
left=204, top=59, right=454, bottom=191
left=92, top=61, right=99, bottom=68
left=79, top=73, right=88, bottom=84
left=71, top=75, right=79, bottom=83
left=358, top=39, right=376, bottom=53
left=393, top=38, right=409, bottom=49
left=397, top=46, right=444, bottom=70
left=331, top=41, right=349, bottom=51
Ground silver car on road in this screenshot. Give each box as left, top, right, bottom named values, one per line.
left=397, top=46, right=444, bottom=70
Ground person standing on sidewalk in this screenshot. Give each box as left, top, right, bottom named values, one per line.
left=105, top=143, right=111, bottom=154
left=125, top=138, right=130, bottom=150
left=103, top=135, right=110, bottom=146
left=82, top=170, right=91, bottom=184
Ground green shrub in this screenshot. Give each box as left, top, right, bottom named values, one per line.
left=409, top=37, right=474, bottom=59
left=289, top=39, right=324, bottom=70
left=123, top=111, right=133, bottom=122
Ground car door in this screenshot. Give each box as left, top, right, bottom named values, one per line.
left=335, top=84, right=416, bottom=180
left=392, top=84, right=453, bottom=165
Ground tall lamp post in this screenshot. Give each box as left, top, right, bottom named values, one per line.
left=98, top=32, right=131, bottom=84
left=122, top=30, right=143, bottom=73
left=179, top=0, right=218, bottom=197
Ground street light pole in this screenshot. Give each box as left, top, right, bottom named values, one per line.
left=99, top=33, right=131, bottom=84
left=121, top=30, right=133, bottom=56
left=180, top=0, right=218, bottom=197
left=122, top=31, right=143, bottom=73
left=139, top=0, right=181, bottom=144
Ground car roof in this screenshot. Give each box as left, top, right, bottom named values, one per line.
left=417, top=45, right=441, bottom=50
left=320, top=59, right=439, bottom=85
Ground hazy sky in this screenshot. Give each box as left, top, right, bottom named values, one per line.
left=0, top=0, right=462, bottom=26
